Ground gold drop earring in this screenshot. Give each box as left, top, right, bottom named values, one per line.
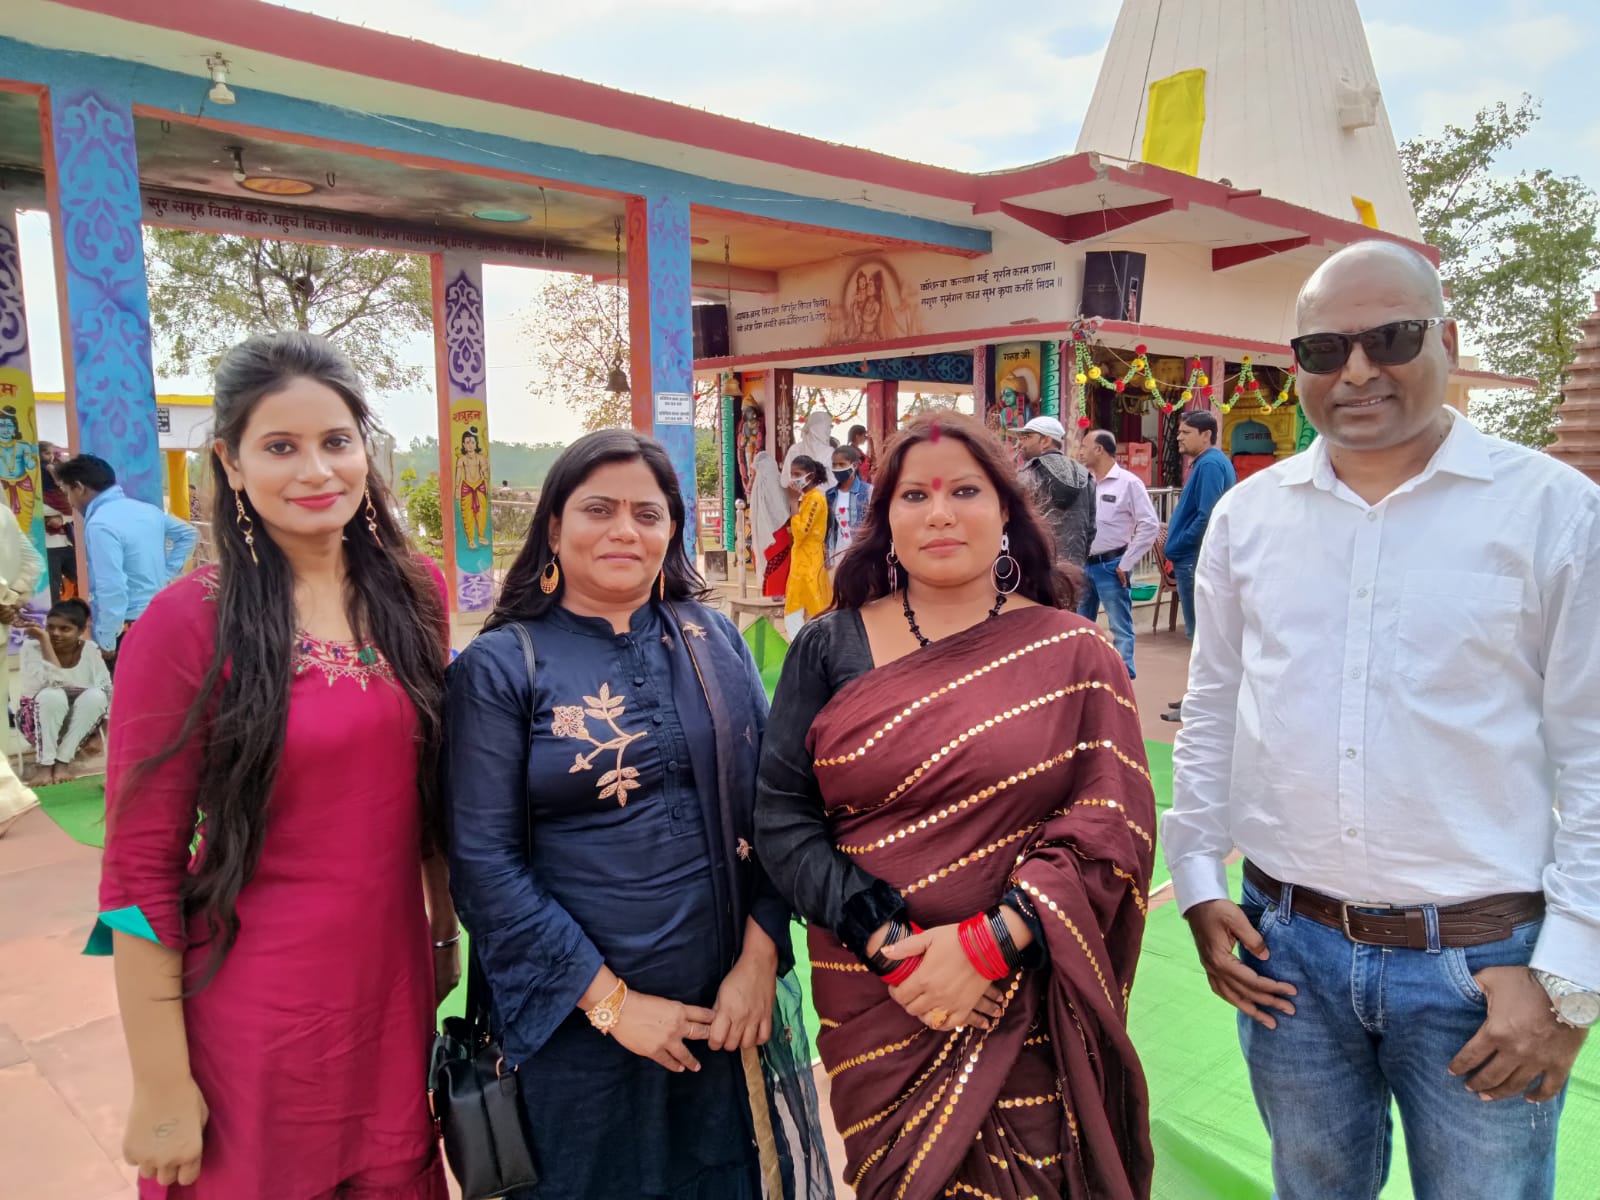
left=235, top=490, right=258, bottom=565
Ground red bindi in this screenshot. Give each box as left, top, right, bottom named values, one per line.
left=931, top=477, right=944, bottom=491
left=929, top=421, right=943, bottom=443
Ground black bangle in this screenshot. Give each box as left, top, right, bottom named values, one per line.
left=985, top=907, right=1023, bottom=972
left=865, top=919, right=911, bottom=977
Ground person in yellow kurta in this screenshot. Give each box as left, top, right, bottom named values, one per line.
left=784, top=455, right=834, bottom=624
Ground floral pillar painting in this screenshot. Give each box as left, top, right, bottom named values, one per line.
left=431, top=254, right=494, bottom=613
left=0, top=207, right=49, bottom=644
left=626, top=194, right=696, bottom=557
left=42, top=87, right=161, bottom=506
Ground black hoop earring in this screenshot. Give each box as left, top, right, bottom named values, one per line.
left=992, top=531, right=1021, bottom=596
left=886, top=543, right=900, bottom=592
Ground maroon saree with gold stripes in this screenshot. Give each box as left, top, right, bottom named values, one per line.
left=806, top=607, right=1155, bottom=1200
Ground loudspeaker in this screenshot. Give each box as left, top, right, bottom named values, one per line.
left=1081, top=252, right=1146, bottom=322
left=692, top=304, right=730, bottom=359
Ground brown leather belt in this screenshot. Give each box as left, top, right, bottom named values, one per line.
left=1243, top=862, right=1543, bottom=949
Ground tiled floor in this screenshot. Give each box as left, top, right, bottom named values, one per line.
left=0, top=619, right=1192, bottom=1199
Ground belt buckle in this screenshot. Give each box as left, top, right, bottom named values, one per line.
left=1339, top=900, right=1389, bottom=943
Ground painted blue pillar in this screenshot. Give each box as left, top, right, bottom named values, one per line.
left=43, top=87, right=162, bottom=507
left=626, top=194, right=696, bottom=556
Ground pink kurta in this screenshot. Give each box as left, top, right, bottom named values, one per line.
left=96, top=567, right=446, bottom=1199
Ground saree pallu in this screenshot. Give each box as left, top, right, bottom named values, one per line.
left=807, top=607, right=1155, bottom=1200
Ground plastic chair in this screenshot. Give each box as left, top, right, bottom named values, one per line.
left=1150, top=525, right=1180, bottom=633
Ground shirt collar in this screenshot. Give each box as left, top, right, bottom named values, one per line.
left=1278, top=408, right=1492, bottom=492
left=85, top=485, right=125, bottom=517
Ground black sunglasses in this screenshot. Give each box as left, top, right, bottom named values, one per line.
left=1290, top=318, right=1444, bottom=375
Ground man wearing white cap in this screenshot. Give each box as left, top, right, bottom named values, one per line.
left=1010, top=415, right=1096, bottom=568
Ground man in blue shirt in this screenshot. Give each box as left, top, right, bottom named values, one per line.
left=54, top=455, right=198, bottom=664
left=1161, top=410, right=1235, bottom=722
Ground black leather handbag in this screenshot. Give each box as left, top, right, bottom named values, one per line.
left=428, top=952, right=539, bottom=1199
left=428, top=621, right=542, bottom=1198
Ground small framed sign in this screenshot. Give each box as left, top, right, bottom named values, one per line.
left=654, top=392, right=693, bottom=425
left=156, top=407, right=171, bottom=434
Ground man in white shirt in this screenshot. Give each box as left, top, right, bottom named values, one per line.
left=1075, top=430, right=1159, bottom=678
left=1164, top=241, right=1598, bottom=1200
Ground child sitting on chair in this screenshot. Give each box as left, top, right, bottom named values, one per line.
left=18, top=599, right=111, bottom=785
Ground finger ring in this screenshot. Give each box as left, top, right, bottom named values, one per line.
left=927, top=1008, right=950, bottom=1029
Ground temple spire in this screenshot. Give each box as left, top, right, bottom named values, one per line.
left=1075, top=0, right=1421, bottom=240
left=1549, top=291, right=1600, bottom=485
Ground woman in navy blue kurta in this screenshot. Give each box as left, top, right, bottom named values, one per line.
left=444, top=432, right=831, bottom=1200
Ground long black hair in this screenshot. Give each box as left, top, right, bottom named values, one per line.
left=832, top=411, right=1077, bottom=610
left=124, top=331, right=447, bottom=988
left=487, top=429, right=708, bottom=629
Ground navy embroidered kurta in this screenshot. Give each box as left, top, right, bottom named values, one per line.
left=445, top=601, right=797, bottom=1200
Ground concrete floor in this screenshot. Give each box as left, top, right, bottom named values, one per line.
left=0, top=616, right=1193, bottom=1199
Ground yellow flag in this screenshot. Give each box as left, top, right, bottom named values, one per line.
left=1351, top=196, right=1379, bottom=228
left=1141, top=69, right=1207, bottom=175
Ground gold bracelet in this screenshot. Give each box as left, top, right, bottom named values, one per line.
left=586, top=978, right=628, bottom=1035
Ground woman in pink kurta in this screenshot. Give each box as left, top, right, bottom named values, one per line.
left=90, top=331, right=453, bottom=1199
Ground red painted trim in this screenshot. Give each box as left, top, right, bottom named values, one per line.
left=132, top=105, right=628, bottom=204
left=1000, top=198, right=1177, bottom=244
left=1212, top=237, right=1313, bottom=272
left=0, top=80, right=45, bottom=98
left=1451, top=368, right=1537, bottom=389
left=625, top=199, right=653, bottom=431
left=56, top=0, right=981, bottom=204
left=972, top=156, right=1102, bottom=212
left=428, top=255, right=460, bottom=611
left=690, top=203, right=982, bottom=261
left=1098, top=162, right=1439, bottom=264
left=698, top=317, right=1302, bottom=372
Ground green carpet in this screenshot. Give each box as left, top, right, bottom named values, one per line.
left=1132, top=861, right=1600, bottom=1198
left=36, top=775, right=107, bottom=848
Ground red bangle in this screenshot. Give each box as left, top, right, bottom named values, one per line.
left=959, top=914, right=1008, bottom=981
left=880, top=922, right=925, bottom=987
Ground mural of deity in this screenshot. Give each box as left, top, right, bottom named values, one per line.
left=736, top=394, right=764, bottom=493
left=0, top=405, right=39, bottom=533
left=826, top=260, right=915, bottom=346
left=455, top=426, right=489, bottom=550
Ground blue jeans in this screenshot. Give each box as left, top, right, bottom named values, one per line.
left=1237, top=875, right=1563, bottom=1200
left=1077, top=560, right=1135, bottom=677
left=1173, top=558, right=1197, bottom=639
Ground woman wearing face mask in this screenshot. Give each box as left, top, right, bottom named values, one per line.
left=444, top=430, right=830, bottom=1200
left=94, top=332, right=456, bottom=1197
left=784, top=455, right=833, bottom=626
left=826, top=444, right=872, bottom=568
left=756, top=413, right=1155, bottom=1200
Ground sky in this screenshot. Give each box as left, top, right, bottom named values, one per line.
left=13, top=0, right=1598, bottom=448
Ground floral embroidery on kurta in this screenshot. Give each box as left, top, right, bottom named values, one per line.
left=293, top=635, right=394, bottom=690
left=554, top=682, right=648, bottom=805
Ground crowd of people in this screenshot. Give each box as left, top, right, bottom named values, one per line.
left=78, top=239, right=1595, bottom=1200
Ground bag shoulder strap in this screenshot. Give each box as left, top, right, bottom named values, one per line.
left=465, top=621, right=538, bottom=1038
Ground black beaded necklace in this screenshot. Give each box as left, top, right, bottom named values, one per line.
left=901, top=588, right=1008, bottom=649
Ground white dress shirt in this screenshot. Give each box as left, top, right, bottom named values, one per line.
left=1164, top=409, right=1600, bottom=990
left=1087, top=462, right=1160, bottom=572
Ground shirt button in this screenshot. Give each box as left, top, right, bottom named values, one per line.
left=1356, top=587, right=1369, bottom=598
left=1349, top=667, right=1362, bottom=680
left=633, top=675, right=645, bottom=686
left=1345, top=748, right=1358, bottom=759
left=668, top=760, right=679, bottom=771
left=652, top=714, right=663, bottom=725
left=1366, top=511, right=1378, bottom=522
left=1346, top=827, right=1359, bottom=838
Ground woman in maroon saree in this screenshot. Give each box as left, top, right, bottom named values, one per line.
left=756, top=413, right=1154, bottom=1200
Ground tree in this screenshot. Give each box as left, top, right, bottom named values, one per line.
left=520, top=273, right=634, bottom=432
left=1401, top=97, right=1600, bottom=446
left=145, top=230, right=432, bottom=391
